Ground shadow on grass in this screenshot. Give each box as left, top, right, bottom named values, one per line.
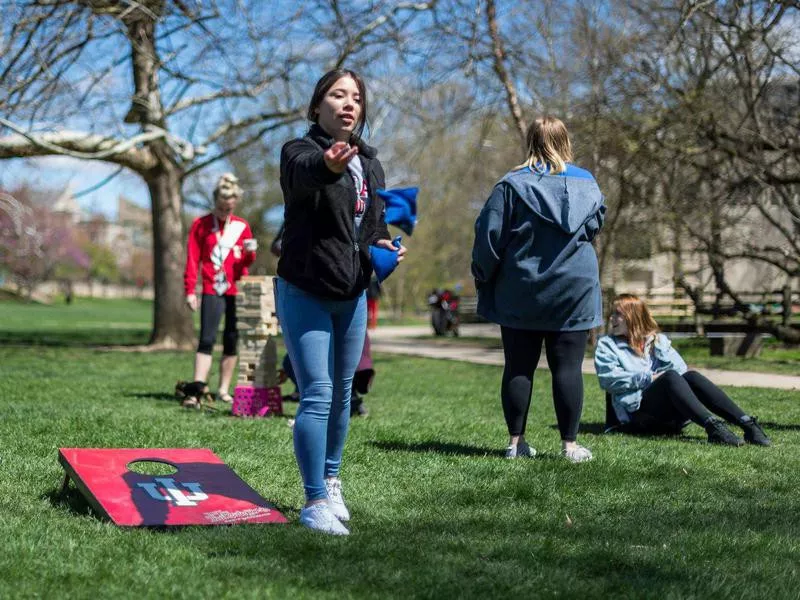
left=179, top=490, right=800, bottom=599
left=126, top=391, right=177, bottom=402
left=127, top=393, right=298, bottom=423
left=0, top=329, right=149, bottom=348
left=567, top=421, right=691, bottom=438
left=370, top=439, right=504, bottom=458
left=42, top=486, right=96, bottom=519
left=760, top=421, right=800, bottom=431
left=575, top=421, right=608, bottom=435
left=581, top=420, right=800, bottom=435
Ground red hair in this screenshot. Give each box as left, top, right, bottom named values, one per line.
left=613, top=294, right=660, bottom=356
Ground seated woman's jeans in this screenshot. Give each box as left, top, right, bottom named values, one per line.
left=276, top=278, right=367, bottom=501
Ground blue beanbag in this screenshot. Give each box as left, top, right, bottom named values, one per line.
left=377, top=187, right=418, bottom=235
left=369, top=236, right=403, bottom=282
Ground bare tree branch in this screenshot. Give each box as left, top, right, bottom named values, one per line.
left=485, top=0, right=526, bottom=149
left=0, top=118, right=158, bottom=171
left=199, top=109, right=304, bottom=149
left=184, top=115, right=304, bottom=177
left=333, top=1, right=438, bottom=68
left=165, top=79, right=276, bottom=116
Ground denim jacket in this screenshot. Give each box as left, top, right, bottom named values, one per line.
left=594, top=333, right=688, bottom=423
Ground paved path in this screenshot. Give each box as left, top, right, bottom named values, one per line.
left=370, top=324, right=800, bottom=390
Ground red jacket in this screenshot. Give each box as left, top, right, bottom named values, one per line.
left=184, top=213, right=255, bottom=296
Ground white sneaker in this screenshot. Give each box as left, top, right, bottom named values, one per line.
left=562, top=445, right=593, bottom=463
left=325, top=478, right=350, bottom=522
left=299, top=503, right=349, bottom=535
left=505, top=441, right=537, bottom=459
left=517, top=440, right=537, bottom=458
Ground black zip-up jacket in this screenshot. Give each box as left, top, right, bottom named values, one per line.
left=277, top=125, right=391, bottom=300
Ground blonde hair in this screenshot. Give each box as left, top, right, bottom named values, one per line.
left=613, top=294, right=660, bottom=356
left=514, top=116, right=573, bottom=174
left=213, top=173, right=242, bottom=202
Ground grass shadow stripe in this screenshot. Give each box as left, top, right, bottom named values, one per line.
left=370, top=439, right=504, bottom=458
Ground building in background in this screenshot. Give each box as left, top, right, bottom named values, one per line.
left=48, top=188, right=154, bottom=286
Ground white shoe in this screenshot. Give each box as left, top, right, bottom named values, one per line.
left=299, top=503, right=349, bottom=535
left=517, top=440, right=536, bottom=458
left=562, top=445, right=593, bottom=463
left=506, top=441, right=537, bottom=459
left=325, top=478, right=350, bottom=522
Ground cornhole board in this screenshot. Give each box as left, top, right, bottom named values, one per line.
left=59, top=448, right=288, bottom=527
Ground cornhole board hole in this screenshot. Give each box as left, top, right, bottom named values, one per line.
left=59, top=448, right=288, bottom=527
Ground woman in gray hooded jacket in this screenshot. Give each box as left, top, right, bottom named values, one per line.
left=472, top=116, right=605, bottom=462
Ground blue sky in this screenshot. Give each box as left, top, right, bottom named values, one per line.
left=0, top=0, right=530, bottom=219
left=0, top=0, right=322, bottom=219
left=1, top=157, right=150, bottom=219
left=5, top=0, right=795, bottom=223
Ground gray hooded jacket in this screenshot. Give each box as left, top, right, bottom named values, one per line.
left=471, top=165, right=605, bottom=331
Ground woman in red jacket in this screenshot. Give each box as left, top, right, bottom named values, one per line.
left=183, top=173, right=256, bottom=406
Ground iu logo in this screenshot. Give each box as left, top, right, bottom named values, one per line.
left=136, top=478, right=209, bottom=507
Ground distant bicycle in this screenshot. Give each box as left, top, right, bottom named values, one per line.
left=428, top=288, right=460, bottom=336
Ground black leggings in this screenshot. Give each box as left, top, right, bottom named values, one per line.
left=197, top=294, right=238, bottom=355
left=637, top=370, right=746, bottom=428
left=500, top=327, right=589, bottom=441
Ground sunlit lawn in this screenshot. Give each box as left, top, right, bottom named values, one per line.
left=417, top=333, right=800, bottom=376
left=1, top=298, right=799, bottom=599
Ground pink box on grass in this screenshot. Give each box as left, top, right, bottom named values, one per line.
left=232, top=386, right=283, bottom=417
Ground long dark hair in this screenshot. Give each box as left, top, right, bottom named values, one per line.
left=306, top=68, right=368, bottom=140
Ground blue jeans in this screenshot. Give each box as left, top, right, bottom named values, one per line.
left=276, top=278, right=367, bottom=501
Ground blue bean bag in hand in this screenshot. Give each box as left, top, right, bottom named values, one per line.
left=369, top=235, right=403, bottom=282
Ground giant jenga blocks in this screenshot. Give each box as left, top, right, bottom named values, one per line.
left=233, top=276, right=282, bottom=416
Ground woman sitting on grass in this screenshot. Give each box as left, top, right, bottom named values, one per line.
left=594, top=294, right=771, bottom=447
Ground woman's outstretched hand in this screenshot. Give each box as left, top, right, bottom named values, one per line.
left=374, top=238, right=407, bottom=262
left=323, top=141, right=358, bottom=173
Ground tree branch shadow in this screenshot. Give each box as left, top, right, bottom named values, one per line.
left=125, top=391, right=176, bottom=402
left=369, top=440, right=504, bottom=458
left=759, top=421, right=800, bottom=431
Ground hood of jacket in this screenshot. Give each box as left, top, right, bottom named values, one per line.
left=501, top=166, right=603, bottom=235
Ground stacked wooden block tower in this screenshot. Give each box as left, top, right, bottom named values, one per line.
left=232, top=276, right=283, bottom=416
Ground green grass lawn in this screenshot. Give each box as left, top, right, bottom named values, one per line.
left=2, top=299, right=800, bottom=598
left=0, top=297, right=153, bottom=346
left=671, top=337, right=800, bottom=376
left=376, top=313, right=429, bottom=327
left=417, top=333, right=800, bottom=376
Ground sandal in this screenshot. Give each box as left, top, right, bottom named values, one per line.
left=217, top=392, right=234, bottom=404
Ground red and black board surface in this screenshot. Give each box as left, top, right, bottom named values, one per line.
left=59, top=448, right=288, bottom=527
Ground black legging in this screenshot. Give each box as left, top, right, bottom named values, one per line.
left=637, top=370, right=746, bottom=427
left=500, top=327, right=589, bottom=441
left=197, top=294, right=238, bottom=355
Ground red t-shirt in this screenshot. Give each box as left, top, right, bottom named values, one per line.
left=184, top=213, right=255, bottom=296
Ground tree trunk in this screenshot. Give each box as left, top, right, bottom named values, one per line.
left=122, top=9, right=193, bottom=348
left=145, top=159, right=195, bottom=348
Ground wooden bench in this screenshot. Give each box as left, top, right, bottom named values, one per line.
left=459, top=294, right=697, bottom=322
left=642, top=297, right=696, bottom=320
